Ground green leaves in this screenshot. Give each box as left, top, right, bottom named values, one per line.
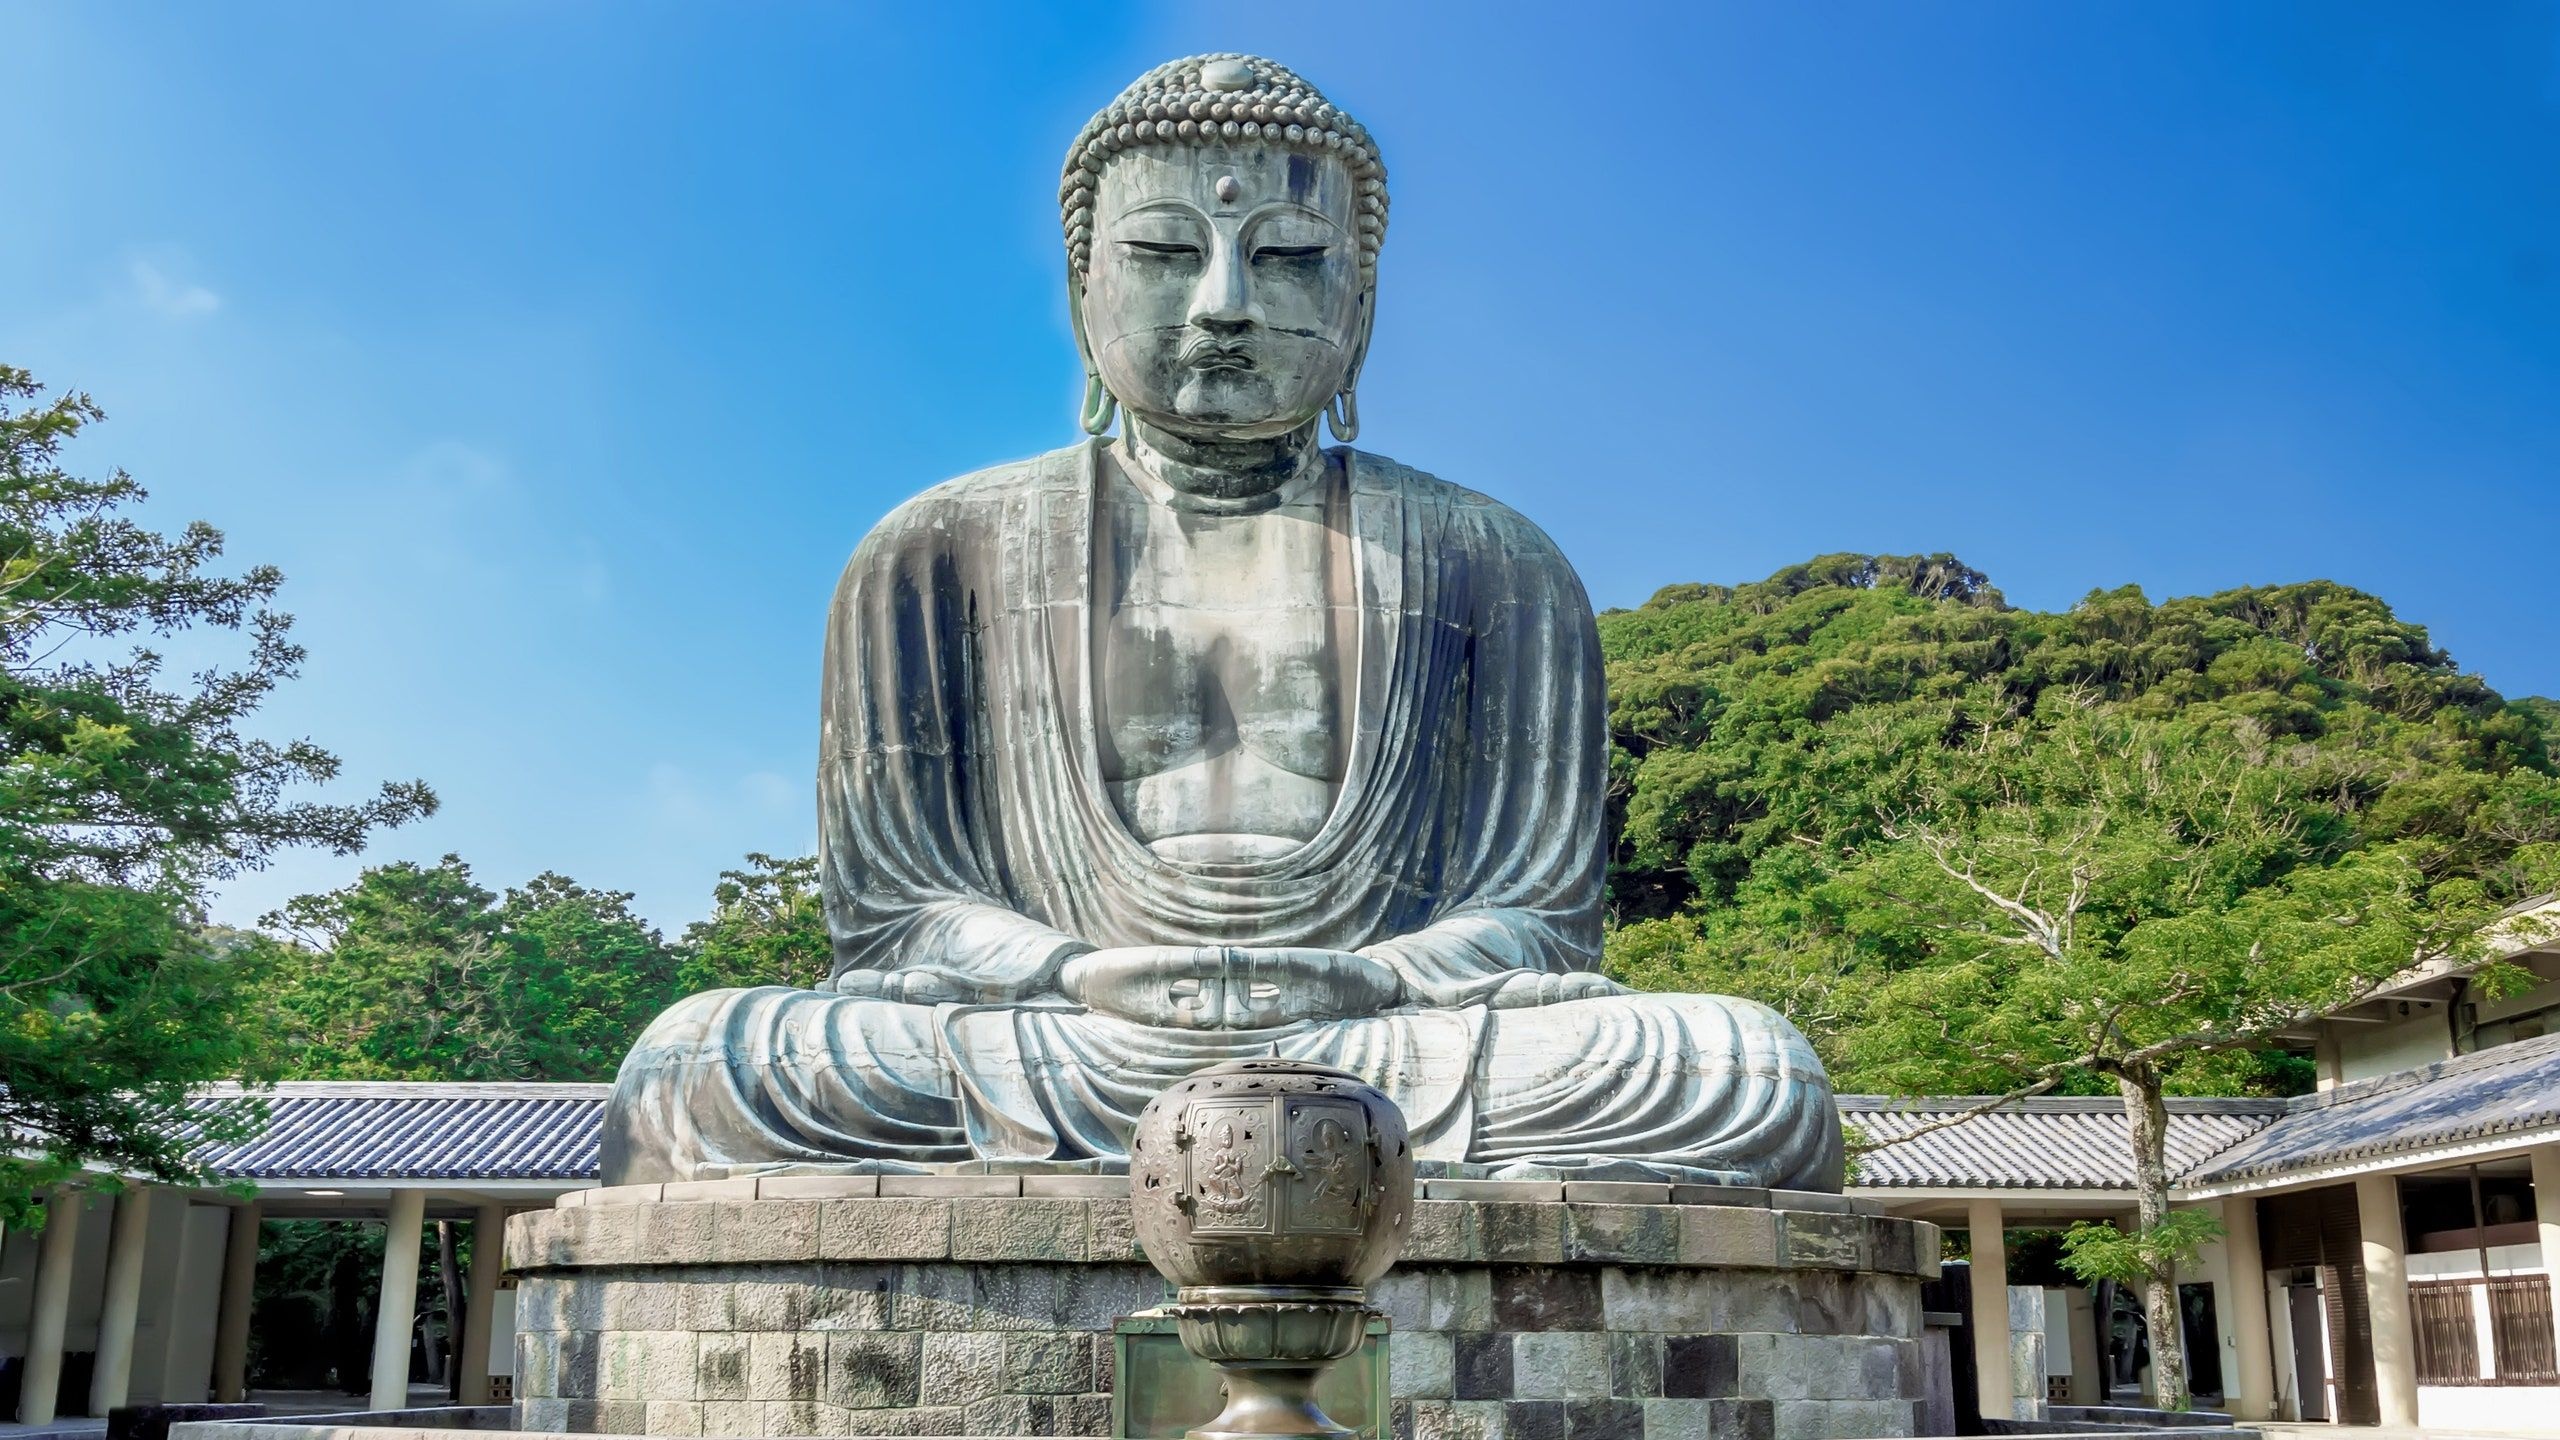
left=2057, top=1210, right=2227, bottom=1290
left=0, top=367, right=432, bottom=1225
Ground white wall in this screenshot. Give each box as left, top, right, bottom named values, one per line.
left=2336, top=1010, right=2454, bottom=1085
left=2421, top=1386, right=2560, bottom=1431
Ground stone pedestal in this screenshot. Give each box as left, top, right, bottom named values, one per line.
left=505, top=1179, right=1938, bottom=1440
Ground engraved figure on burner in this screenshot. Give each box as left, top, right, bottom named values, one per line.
left=602, top=54, right=1842, bottom=1190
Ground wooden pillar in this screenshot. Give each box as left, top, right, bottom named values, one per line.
left=213, top=1200, right=263, bottom=1402
left=89, top=1185, right=154, bottom=1413
left=2220, top=1196, right=2275, bottom=1420
left=19, top=1189, right=85, bottom=1424
left=2356, top=1173, right=2419, bottom=1427
left=2534, top=1148, right=2560, bottom=1387
left=369, top=1191, right=427, bottom=1413
left=458, top=1204, right=506, bottom=1403
left=1970, top=1198, right=2016, bottom=1422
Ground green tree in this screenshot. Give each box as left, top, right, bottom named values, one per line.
left=0, top=367, right=433, bottom=1223
left=1599, top=557, right=2560, bottom=1409
left=675, top=852, right=829, bottom=993
left=258, top=857, right=681, bottom=1082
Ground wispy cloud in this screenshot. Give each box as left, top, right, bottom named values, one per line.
left=126, top=255, right=222, bottom=318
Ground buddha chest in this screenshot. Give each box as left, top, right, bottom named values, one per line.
left=1091, top=465, right=1358, bottom=861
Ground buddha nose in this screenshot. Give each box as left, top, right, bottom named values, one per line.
left=1188, top=235, right=1261, bottom=335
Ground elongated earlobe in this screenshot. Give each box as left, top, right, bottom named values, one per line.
left=1325, top=386, right=1359, bottom=443
left=1081, top=372, right=1119, bottom=436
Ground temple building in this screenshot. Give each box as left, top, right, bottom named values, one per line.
left=3, top=899, right=2555, bottom=1434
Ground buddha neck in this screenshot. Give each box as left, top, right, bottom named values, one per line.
left=1119, top=420, right=1326, bottom=515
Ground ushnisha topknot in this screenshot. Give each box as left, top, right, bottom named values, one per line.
left=1060, top=53, right=1389, bottom=281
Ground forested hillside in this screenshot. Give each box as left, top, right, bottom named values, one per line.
left=1597, top=553, right=2560, bottom=1096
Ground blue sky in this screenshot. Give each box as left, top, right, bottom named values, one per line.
left=7, top=3, right=2557, bottom=934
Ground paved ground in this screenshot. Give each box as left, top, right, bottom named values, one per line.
left=0, top=1386, right=457, bottom=1440
left=2257, top=1425, right=2560, bottom=1439
left=2263, top=1414, right=2560, bottom=1424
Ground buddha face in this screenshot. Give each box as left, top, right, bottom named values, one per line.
left=1081, top=144, right=1368, bottom=441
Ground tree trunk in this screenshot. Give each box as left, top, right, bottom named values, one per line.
left=2120, top=1071, right=2189, bottom=1411
left=435, top=1221, right=464, bottom=1398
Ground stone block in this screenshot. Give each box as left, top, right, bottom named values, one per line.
left=1599, top=1269, right=1711, bottom=1332
left=1474, top=1203, right=1566, bottom=1263
left=1678, top=1206, right=1777, bottom=1268
left=565, top=1399, right=648, bottom=1434
left=518, top=1332, right=561, bottom=1398
left=1391, top=1330, right=1455, bottom=1399
left=968, top=1263, right=1069, bottom=1331
left=953, top=1198, right=1090, bottom=1262
left=715, top=1199, right=820, bottom=1262
left=1710, top=1271, right=1802, bottom=1335
left=1774, top=1398, right=1913, bottom=1440
left=589, top=1183, right=663, bottom=1207
left=1641, top=1398, right=1716, bottom=1440
left=640, top=1200, right=720, bottom=1259
left=881, top=1174, right=1021, bottom=1197
left=515, top=1398, right=570, bottom=1433
left=554, top=1330, right=602, bottom=1399
left=1659, top=1334, right=1735, bottom=1400
left=1410, top=1398, right=1501, bottom=1440
left=1775, top=1212, right=1865, bottom=1270
left=755, top=1174, right=881, bottom=1201
left=1707, top=1398, right=1774, bottom=1440
left=1561, top=1182, right=1671, bottom=1206
left=697, top=1399, right=759, bottom=1437
left=577, top=1205, right=649, bottom=1266
left=1909, top=1221, right=1943, bottom=1278
left=1375, top=1269, right=1493, bottom=1333
left=601, top=1276, right=688, bottom=1332
left=1020, top=1174, right=1126, bottom=1198
left=1857, top=1340, right=1905, bottom=1401
left=1490, top=1265, right=1601, bottom=1331
left=747, top=1332, right=824, bottom=1403
left=1563, top=1398, right=1641, bottom=1440
left=1502, top=1400, right=1567, bottom=1440
left=1666, top=1185, right=1771, bottom=1210
left=820, top=1199, right=952, bottom=1261
left=1565, top=1205, right=1679, bottom=1264
left=919, top=1330, right=1004, bottom=1405
left=1087, top=1200, right=1144, bottom=1262
left=731, top=1280, right=810, bottom=1332
left=1731, top=1335, right=1814, bottom=1402
left=961, top=1396, right=1037, bottom=1435
left=643, top=1400, right=704, bottom=1436
left=1044, top=1394, right=1115, bottom=1436
left=759, top=1400, right=827, bottom=1436
left=889, top=1263, right=976, bottom=1331
left=677, top=1279, right=737, bottom=1332
left=825, top=1331, right=923, bottom=1408
left=558, top=1277, right=609, bottom=1332
left=601, top=1330, right=697, bottom=1401
left=1001, top=1332, right=1093, bottom=1394
left=1426, top=1180, right=1566, bottom=1202
left=1607, top=1333, right=1661, bottom=1398
left=1454, top=1331, right=1513, bottom=1400
left=807, top=1267, right=897, bottom=1331
left=696, top=1332, right=751, bottom=1402
left=1054, top=1265, right=1163, bottom=1330
left=1405, top=1201, right=1474, bottom=1263
left=1512, top=1331, right=1610, bottom=1399
left=664, top=1178, right=760, bottom=1203
left=842, top=1404, right=971, bottom=1436
left=1857, top=1276, right=1921, bottom=1339
left=1767, top=1190, right=1853, bottom=1215
left=1868, top=1218, right=1915, bottom=1276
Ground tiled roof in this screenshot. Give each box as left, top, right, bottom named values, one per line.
left=185, top=1081, right=610, bottom=1181
left=1841, top=1095, right=2283, bottom=1191
left=2183, top=1029, right=2560, bottom=1188
left=173, top=1039, right=2560, bottom=1195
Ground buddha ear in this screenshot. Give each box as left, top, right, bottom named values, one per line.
left=1068, top=271, right=1118, bottom=436
left=1327, top=283, right=1377, bottom=444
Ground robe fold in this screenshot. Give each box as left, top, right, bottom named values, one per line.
left=602, top=441, right=1843, bottom=1189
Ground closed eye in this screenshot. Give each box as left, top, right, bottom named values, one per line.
left=1122, top=240, right=1201, bottom=257
left=1253, top=245, right=1329, bottom=261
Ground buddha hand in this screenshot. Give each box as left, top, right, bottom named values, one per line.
left=1058, top=945, right=1403, bottom=1030
left=1485, top=970, right=1630, bottom=1009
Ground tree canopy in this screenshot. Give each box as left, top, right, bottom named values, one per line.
left=0, top=367, right=434, bottom=1223
left=1598, top=553, right=2560, bottom=1406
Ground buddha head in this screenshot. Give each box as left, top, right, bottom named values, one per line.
left=1062, top=55, right=1388, bottom=445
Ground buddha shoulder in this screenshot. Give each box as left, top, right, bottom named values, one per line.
left=1347, top=447, right=1585, bottom=593
left=834, top=445, right=1087, bottom=588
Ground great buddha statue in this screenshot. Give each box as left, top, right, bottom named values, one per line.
left=602, top=55, right=1843, bottom=1190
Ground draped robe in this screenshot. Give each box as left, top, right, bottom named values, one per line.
left=601, top=441, right=1842, bottom=1188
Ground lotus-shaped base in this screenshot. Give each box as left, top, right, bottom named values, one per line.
left=1166, top=1287, right=1373, bottom=1440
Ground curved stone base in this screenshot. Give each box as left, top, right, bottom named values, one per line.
left=504, top=1180, right=1939, bottom=1440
